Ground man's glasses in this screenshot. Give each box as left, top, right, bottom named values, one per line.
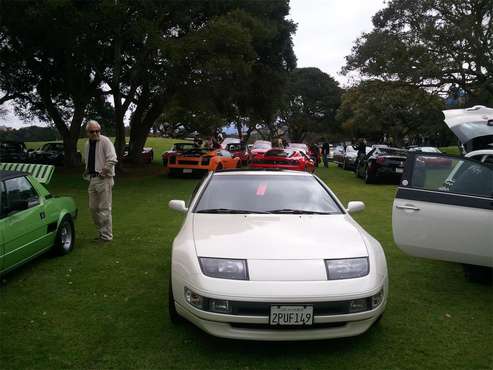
left=88, top=130, right=100, bottom=134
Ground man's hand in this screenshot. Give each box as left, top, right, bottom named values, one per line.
left=101, top=168, right=110, bottom=176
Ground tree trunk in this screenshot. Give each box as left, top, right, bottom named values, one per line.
left=39, top=80, right=86, bottom=168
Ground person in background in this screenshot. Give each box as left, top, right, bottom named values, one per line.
left=321, top=139, right=330, bottom=168
left=83, top=120, right=117, bottom=243
left=353, top=138, right=367, bottom=170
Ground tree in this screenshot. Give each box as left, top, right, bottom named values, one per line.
left=336, top=80, right=448, bottom=145
left=280, top=68, right=342, bottom=142
left=0, top=1, right=105, bottom=166
left=343, top=0, right=493, bottom=105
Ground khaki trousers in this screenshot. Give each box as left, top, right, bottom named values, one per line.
left=88, top=177, right=114, bottom=241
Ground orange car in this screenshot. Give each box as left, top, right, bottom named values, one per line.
left=167, top=148, right=240, bottom=176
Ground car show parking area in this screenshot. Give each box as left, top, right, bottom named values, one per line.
left=0, top=146, right=491, bottom=369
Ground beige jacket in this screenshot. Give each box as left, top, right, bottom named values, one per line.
left=83, top=135, right=117, bottom=179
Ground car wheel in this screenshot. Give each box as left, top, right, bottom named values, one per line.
left=168, top=168, right=177, bottom=177
left=215, top=163, right=223, bottom=171
left=342, top=159, right=347, bottom=170
left=168, top=274, right=182, bottom=323
left=463, top=264, right=493, bottom=284
left=52, top=215, right=75, bottom=256
left=236, top=161, right=241, bottom=168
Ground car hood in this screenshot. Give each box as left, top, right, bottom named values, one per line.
left=443, top=106, right=493, bottom=149
left=192, top=214, right=368, bottom=260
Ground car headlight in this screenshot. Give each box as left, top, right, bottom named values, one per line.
left=199, top=257, right=249, bottom=280
left=325, top=257, right=369, bottom=280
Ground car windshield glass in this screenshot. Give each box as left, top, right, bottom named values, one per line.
left=194, top=174, right=342, bottom=214
left=174, top=143, right=195, bottom=151
left=377, top=148, right=407, bottom=156
left=253, top=142, right=271, bottom=149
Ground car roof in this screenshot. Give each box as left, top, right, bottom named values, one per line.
left=0, top=170, right=29, bottom=181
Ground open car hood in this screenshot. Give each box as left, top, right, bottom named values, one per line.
left=443, top=106, right=493, bottom=151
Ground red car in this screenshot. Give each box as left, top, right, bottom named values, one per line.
left=225, top=143, right=249, bottom=167
left=248, top=140, right=272, bottom=164
left=249, top=148, right=315, bottom=172
left=123, top=144, right=154, bottom=164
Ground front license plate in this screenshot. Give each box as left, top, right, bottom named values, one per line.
left=395, top=168, right=404, bottom=173
left=183, top=168, right=193, bottom=173
left=270, top=305, right=313, bottom=326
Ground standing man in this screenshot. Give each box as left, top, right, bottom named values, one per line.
left=83, top=120, right=117, bottom=242
left=321, top=139, right=330, bottom=168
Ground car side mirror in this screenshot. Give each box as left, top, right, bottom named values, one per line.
left=346, top=201, right=365, bottom=214
left=169, top=200, right=188, bottom=213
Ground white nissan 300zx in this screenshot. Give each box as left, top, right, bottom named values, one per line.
left=168, top=170, right=388, bottom=341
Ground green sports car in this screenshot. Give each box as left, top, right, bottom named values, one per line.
left=0, top=163, right=77, bottom=275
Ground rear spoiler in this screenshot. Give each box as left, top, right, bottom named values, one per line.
left=0, top=163, right=55, bottom=184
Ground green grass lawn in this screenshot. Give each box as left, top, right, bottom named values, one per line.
left=1, top=141, right=492, bottom=369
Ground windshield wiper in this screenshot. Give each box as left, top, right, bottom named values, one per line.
left=267, top=209, right=333, bottom=215
left=196, top=208, right=270, bottom=214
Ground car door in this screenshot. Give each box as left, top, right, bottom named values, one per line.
left=0, top=176, right=48, bottom=271
left=392, top=152, right=493, bottom=267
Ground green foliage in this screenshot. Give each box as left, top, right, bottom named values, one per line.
left=0, top=126, right=59, bottom=142
left=343, top=0, right=493, bottom=105
left=281, top=68, right=342, bottom=141
left=336, top=80, right=451, bottom=145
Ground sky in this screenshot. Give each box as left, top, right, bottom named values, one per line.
left=2, top=0, right=386, bottom=129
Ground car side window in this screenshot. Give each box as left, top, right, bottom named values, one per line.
left=411, top=155, right=493, bottom=198
left=4, top=177, right=39, bottom=212
left=221, top=150, right=232, bottom=158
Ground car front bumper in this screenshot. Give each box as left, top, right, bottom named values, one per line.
left=172, top=277, right=388, bottom=341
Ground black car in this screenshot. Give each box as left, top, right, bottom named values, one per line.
left=355, top=147, right=408, bottom=183
left=30, top=142, right=81, bottom=166
left=0, top=141, right=29, bottom=163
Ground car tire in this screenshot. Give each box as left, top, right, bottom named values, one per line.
left=463, top=264, right=493, bottom=284
left=343, top=159, right=347, bottom=170
left=215, top=163, right=223, bottom=171
left=236, top=161, right=241, bottom=168
left=168, top=275, right=182, bottom=323
left=52, top=215, right=75, bottom=256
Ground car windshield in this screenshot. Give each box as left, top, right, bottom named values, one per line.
left=43, top=143, right=63, bottom=151
left=253, top=142, right=271, bottom=149
left=194, top=174, right=342, bottom=214
left=376, top=148, right=407, bottom=156
left=173, top=143, right=195, bottom=151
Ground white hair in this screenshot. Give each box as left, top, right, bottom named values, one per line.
left=86, top=120, right=101, bottom=130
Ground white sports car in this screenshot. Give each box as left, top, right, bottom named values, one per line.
left=168, top=170, right=388, bottom=341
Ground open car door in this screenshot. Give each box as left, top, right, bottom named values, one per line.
left=392, top=152, right=493, bottom=268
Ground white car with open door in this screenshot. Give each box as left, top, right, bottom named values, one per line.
left=392, top=106, right=493, bottom=282
left=168, top=170, right=388, bottom=341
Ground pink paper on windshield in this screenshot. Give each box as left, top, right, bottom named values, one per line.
left=256, top=183, right=267, bottom=196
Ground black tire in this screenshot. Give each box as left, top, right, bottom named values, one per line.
left=342, top=159, right=347, bottom=170
left=168, top=275, right=182, bottom=323
left=373, top=313, right=384, bottom=326
left=236, top=160, right=241, bottom=168
left=463, top=264, right=493, bottom=284
left=168, top=168, right=177, bottom=177
left=52, top=215, right=75, bottom=256
left=215, top=163, right=223, bottom=171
